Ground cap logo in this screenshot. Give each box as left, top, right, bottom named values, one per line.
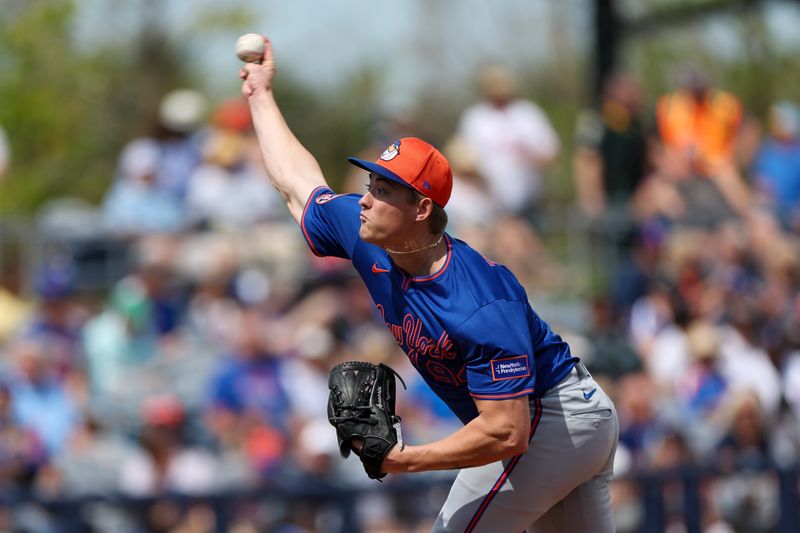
left=422, top=180, right=432, bottom=190
left=379, top=140, right=401, bottom=161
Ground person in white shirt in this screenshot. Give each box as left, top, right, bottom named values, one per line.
left=458, top=64, right=560, bottom=217
left=186, top=130, right=284, bottom=229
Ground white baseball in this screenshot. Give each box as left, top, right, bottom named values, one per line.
left=236, top=33, right=265, bottom=63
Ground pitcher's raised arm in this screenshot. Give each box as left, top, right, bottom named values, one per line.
left=239, top=36, right=328, bottom=223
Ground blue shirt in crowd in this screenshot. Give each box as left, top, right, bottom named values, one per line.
left=754, top=139, right=800, bottom=225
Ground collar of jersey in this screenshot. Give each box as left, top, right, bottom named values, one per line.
left=390, top=233, right=453, bottom=284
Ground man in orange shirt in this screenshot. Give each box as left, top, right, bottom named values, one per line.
left=656, top=68, right=742, bottom=175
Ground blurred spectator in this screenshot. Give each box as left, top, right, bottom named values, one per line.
left=402, top=373, right=463, bottom=444
left=277, top=318, right=354, bottom=482
left=183, top=237, right=242, bottom=352
left=655, top=67, right=742, bottom=175
left=648, top=430, right=694, bottom=472
left=0, top=268, right=31, bottom=344
left=574, top=73, right=648, bottom=218
left=442, top=135, right=566, bottom=292
left=458, top=64, right=560, bottom=218
left=280, top=324, right=336, bottom=422
left=610, top=475, right=643, bottom=533
left=710, top=392, right=779, bottom=532
left=205, top=310, right=291, bottom=477
left=119, top=395, right=218, bottom=496
left=21, top=259, right=86, bottom=378
left=186, top=131, right=283, bottom=229
left=104, top=89, right=208, bottom=234
left=103, top=138, right=187, bottom=234
left=8, top=339, right=80, bottom=455
left=632, top=145, right=738, bottom=232
left=82, top=275, right=160, bottom=403
left=582, top=296, right=641, bottom=381
left=442, top=136, right=498, bottom=239
left=0, top=384, right=46, bottom=492
left=144, top=88, right=208, bottom=200
left=752, top=100, right=800, bottom=231
left=608, top=227, right=663, bottom=318
left=54, top=413, right=135, bottom=496
left=135, top=240, right=184, bottom=337
left=628, top=280, right=686, bottom=383
left=711, top=470, right=779, bottom=533
left=440, top=138, right=565, bottom=290
left=647, top=430, right=699, bottom=532
left=717, top=299, right=782, bottom=418
left=615, top=373, right=675, bottom=470
left=676, top=321, right=727, bottom=419
left=782, top=348, right=800, bottom=422
left=482, top=213, right=566, bottom=291
left=675, top=320, right=728, bottom=455
left=288, top=417, right=343, bottom=483
left=716, top=391, right=771, bottom=470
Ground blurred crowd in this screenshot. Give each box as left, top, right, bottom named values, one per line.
left=573, top=66, right=800, bottom=533
left=0, top=62, right=799, bottom=532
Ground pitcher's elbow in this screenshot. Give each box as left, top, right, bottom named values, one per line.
left=503, top=431, right=529, bottom=456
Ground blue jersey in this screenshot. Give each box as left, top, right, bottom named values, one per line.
left=301, top=187, right=577, bottom=424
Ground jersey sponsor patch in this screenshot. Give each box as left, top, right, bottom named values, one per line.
left=491, top=355, right=530, bottom=381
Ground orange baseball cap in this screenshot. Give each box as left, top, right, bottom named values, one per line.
left=348, top=137, right=453, bottom=207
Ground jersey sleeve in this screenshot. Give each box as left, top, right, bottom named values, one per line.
left=300, top=186, right=362, bottom=259
left=453, top=299, right=537, bottom=400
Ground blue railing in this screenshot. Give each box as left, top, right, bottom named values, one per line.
left=1, top=466, right=797, bottom=532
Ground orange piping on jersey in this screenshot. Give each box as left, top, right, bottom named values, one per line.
left=410, top=234, right=453, bottom=283
left=470, top=388, right=534, bottom=400
left=300, top=186, right=329, bottom=257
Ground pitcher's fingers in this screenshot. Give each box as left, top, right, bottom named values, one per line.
left=239, top=68, right=248, bottom=79
left=261, top=36, right=273, bottom=62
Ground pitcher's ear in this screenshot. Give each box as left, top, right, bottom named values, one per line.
left=415, top=196, right=433, bottom=222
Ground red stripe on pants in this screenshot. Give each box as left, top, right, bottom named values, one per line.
left=464, top=398, right=543, bottom=533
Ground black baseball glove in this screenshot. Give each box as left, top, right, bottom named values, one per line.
left=327, top=361, right=406, bottom=480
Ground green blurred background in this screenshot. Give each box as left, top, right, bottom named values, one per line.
left=3, top=0, right=800, bottom=212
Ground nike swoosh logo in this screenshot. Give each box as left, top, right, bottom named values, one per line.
left=583, top=388, right=597, bottom=400
left=372, top=263, right=390, bottom=274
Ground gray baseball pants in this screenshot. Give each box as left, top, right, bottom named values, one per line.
left=431, top=363, right=619, bottom=533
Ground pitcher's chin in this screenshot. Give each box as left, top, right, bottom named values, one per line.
left=358, top=227, right=383, bottom=248
left=359, top=225, right=376, bottom=244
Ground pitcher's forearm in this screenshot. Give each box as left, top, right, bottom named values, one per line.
left=383, top=414, right=528, bottom=473
left=248, top=89, right=327, bottom=222
left=382, top=396, right=532, bottom=474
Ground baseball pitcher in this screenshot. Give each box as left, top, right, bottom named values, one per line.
left=240, top=36, right=619, bottom=533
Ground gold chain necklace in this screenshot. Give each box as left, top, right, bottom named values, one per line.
left=385, top=233, right=444, bottom=255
